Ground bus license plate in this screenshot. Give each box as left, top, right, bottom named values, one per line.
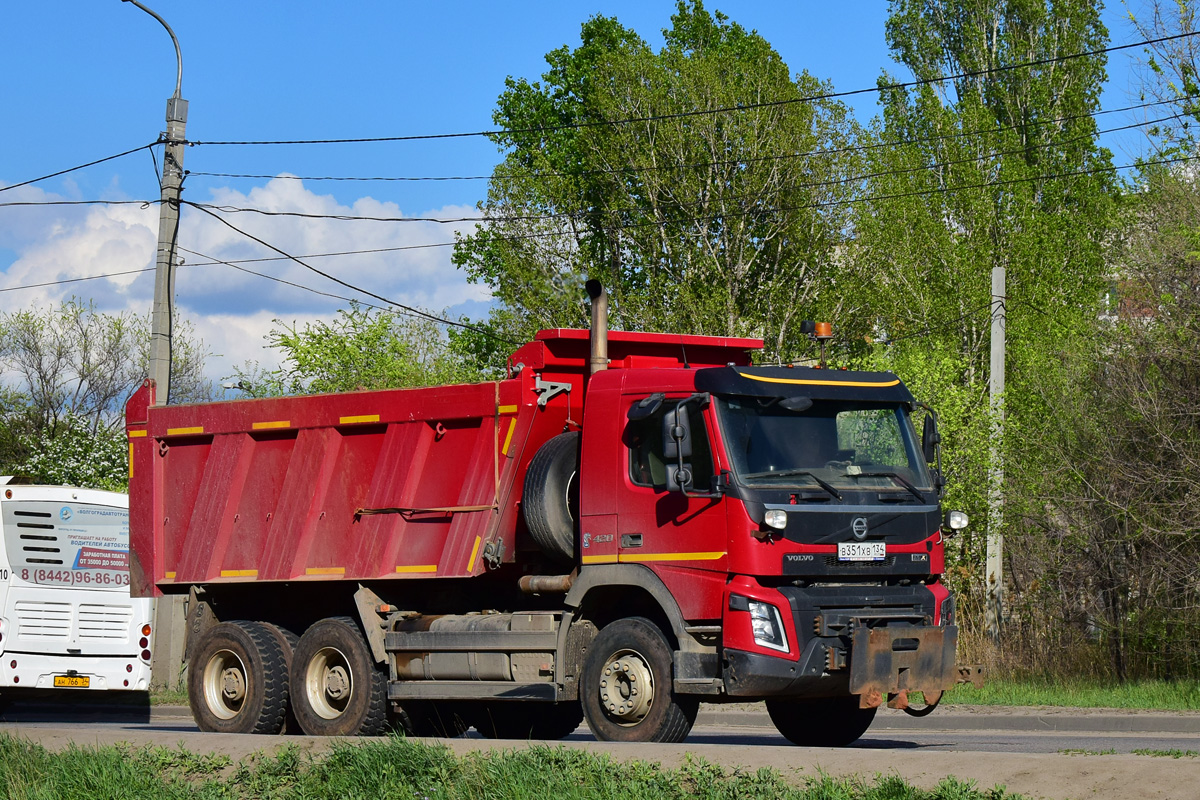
left=837, top=541, right=885, bottom=561
left=53, top=675, right=90, bottom=688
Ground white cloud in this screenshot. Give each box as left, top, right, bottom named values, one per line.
left=0, top=178, right=492, bottom=388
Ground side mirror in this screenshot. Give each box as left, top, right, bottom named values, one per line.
left=921, top=413, right=941, bottom=464
left=628, top=392, right=665, bottom=421
left=662, top=405, right=693, bottom=459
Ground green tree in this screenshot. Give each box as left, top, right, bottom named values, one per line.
left=454, top=1, right=862, bottom=363
left=850, top=0, right=1117, bottom=654
left=231, top=303, right=486, bottom=397
left=0, top=298, right=213, bottom=489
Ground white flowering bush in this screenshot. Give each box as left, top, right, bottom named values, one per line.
left=14, top=415, right=127, bottom=491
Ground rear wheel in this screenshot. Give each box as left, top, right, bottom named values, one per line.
left=473, top=701, right=583, bottom=740
left=766, top=696, right=877, bottom=746
left=290, top=616, right=388, bottom=736
left=262, top=623, right=301, bottom=734
left=581, top=617, right=697, bottom=743
left=188, top=621, right=288, bottom=734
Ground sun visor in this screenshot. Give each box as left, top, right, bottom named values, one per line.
left=694, top=366, right=914, bottom=403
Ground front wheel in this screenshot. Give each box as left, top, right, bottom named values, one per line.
left=581, top=617, right=697, bottom=743
left=188, top=621, right=288, bottom=734
left=290, top=616, right=388, bottom=736
left=766, top=696, right=877, bottom=746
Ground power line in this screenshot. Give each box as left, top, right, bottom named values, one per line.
left=184, top=202, right=514, bottom=344
left=184, top=97, right=1182, bottom=186
left=186, top=31, right=1200, bottom=147
left=0, top=144, right=156, bottom=194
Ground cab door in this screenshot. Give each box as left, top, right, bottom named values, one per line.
left=615, top=395, right=728, bottom=620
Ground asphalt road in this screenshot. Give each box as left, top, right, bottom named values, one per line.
left=3, top=699, right=1200, bottom=799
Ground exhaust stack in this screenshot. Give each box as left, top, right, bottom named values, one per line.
left=585, top=279, right=608, bottom=376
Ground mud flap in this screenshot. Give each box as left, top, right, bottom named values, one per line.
left=848, top=624, right=957, bottom=709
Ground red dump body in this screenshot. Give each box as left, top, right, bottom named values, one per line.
left=124, top=329, right=758, bottom=597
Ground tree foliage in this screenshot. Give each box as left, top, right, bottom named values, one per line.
left=0, top=298, right=212, bottom=489
left=231, top=303, right=487, bottom=397
left=454, top=0, right=862, bottom=362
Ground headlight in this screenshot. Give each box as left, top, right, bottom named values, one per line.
left=763, top=509, right=788, bottom=530
left=947, top=510, right=969, bottom=531
left=748, top=600, right=789, bottom=652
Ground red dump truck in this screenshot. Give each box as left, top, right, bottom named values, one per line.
left=124, top=283, right=967, bottom=744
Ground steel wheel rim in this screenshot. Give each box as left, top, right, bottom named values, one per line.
left=202, top=648, right=247, bottom=720
left=597, top=647, right=654, bottom=726
left=305, top=645, right=353, bottom=720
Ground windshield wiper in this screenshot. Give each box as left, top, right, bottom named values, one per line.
left=852, top=470, right=927, bottom=502
left=741, top=469, right=842, bottom=499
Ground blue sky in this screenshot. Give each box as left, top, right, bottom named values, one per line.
left=0, top=1, right=1149, bottom=382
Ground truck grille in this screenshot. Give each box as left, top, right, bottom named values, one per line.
left=14, top=600, right=72, bottom=639
left=823, top=556, right=896, bottom=569
left=78, top=604, right=133, bottom=641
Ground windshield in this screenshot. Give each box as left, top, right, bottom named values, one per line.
left=715, top=396, right=933, bottom=492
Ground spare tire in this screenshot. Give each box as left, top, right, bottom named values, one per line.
left=523, top=431, right=580, bottom=562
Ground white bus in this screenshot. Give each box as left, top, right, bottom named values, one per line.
left=0, top=480, right=153, bottom=695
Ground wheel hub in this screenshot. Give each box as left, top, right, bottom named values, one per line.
left=220, top=667, right=246, bottom=701
left=324, top=665, right=351, bottom=701
left=598, top=651, right=654, bottom=723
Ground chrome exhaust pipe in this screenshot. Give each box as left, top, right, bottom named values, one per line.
left=585, top=279, right=608, bottom=376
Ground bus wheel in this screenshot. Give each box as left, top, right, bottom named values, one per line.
left=766, top=696, right=877, bottom=746
left=473, top=701, right=583, bottom=740
left=581, top=617, right=697, bottom=743
left=189, top=621, right=288, bottom=734
left=290, top=616, right=388, bottom=736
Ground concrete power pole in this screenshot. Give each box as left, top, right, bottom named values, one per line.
left=986, top=266, right=1006, bottom=638
left=123, top=0, right=190, bottom=691
left=125, top=0, right=186, bottom=407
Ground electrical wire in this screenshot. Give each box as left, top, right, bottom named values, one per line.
left=0, top=144, right=156, bottom=194
left=183, top=202, right=514, bottom=344
left=184, top=97, right=1183, bottom=186
left=185, top=31, right=1200, bottom=147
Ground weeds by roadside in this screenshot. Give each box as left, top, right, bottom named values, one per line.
left=0, top=733, right=1025, bottom=800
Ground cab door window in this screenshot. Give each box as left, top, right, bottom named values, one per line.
left=625, top=399, right=713, bottom=492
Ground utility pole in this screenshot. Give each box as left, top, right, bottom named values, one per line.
left=123, top=0, right=189, bottom=692
left=124, top=0, right=186, bottom=407
left=986, top=266, right=1006, bottom=638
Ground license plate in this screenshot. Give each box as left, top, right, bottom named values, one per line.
left=837, top=541, right=886, bottom=561
left=53, top=675, right=90, bottom=688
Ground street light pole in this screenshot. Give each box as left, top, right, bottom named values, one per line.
left=123, top=0, right=186, bottom=406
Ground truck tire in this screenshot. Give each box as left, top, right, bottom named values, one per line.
left=766, top=696, right=877, bottom=746
left=523, top=431, right=580, bottom=562
left=473, top=701, right=583, bottom=740
left=262, top=623, right=301, bottom=734
left=290, top=616, right=388, bottom=736
left=581, top=617, right=698, bottom=743
left=188, top=620, right=289, bottom=735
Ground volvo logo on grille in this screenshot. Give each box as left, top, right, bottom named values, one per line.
left=851, top=516, right=869, bottom=540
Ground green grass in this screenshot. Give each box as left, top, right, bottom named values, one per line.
left=1131, top=748, right=1200, bottom=758
left=0, top=733, right=1024, bottom=800
left=939, top=679, right=1200, bottom=710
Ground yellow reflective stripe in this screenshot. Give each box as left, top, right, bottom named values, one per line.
left=339, top=414, right=380, bottom=424
left=127, top=430, right=147, bottom=438
left=581, top=554, right=619, bottom=564
left=498, top=405, right=518, bottom=414
left=128, top=443, right=134, bottom=482
left=618, top=551, right=726, bottom=563
left=220, top=569, right=258, bottom=578
left=166, top=426, right=204, bottom=436
left=395, top=565, right=438, bottom=573
left=252, top=420, right=291, bottom=430
left=305, top=567, right=345, bottom=576
left=467, top=536, right=482, bottom=572
left=740, top=373, right=900, bottom=388
left=501, top=419, right=517, bottom=455
left=164, top=572, right=176, bottom=579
